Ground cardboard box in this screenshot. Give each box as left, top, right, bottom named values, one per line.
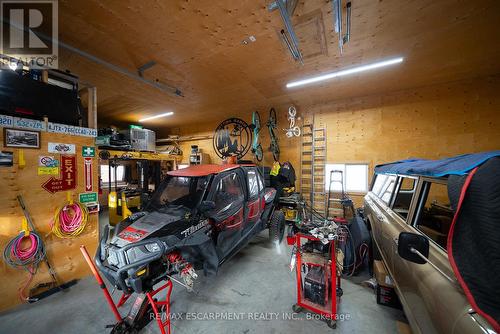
left=377, top=284, right=402, bottom=309
left=373, top=260, right=394, bottom=287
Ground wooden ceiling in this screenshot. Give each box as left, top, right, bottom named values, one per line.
left=58, top=0, right=500, bottom=130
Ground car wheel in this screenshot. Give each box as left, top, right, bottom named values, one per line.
left=269, top=210, right=286, bottom=244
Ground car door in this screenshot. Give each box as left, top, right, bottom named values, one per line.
left=392, top=177, right=480, bottom=334
left=208, top=170, right=245, bottom=259
left=365, top=174, right=398, bottom=270
left=242, top=167, right=264, bottom=237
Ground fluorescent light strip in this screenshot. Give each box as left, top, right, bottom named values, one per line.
left=139, top=112, right=174, bottom=122
left=286, top=57, right=404, bottom=88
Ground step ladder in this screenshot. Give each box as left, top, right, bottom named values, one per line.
left=327, top=170, right=355, bottom=221
left=300, top=115, right=327, bottom=219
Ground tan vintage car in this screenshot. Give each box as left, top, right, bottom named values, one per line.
left=364, top=169, right=496, bottom=334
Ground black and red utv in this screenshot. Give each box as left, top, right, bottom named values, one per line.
left=94, top=164, right=285, bottom=331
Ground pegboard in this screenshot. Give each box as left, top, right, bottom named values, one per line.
left=0, top=131, right=98, bottom=311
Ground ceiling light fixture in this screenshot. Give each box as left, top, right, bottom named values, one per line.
left=286, top=57, right=404, bottom=88
left=139, top=112, right=174, bottom=122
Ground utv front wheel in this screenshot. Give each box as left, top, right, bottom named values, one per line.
left=269, top=210, right=286, bottom=244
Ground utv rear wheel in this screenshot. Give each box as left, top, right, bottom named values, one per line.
left=269, top=210, right=286, bottom=244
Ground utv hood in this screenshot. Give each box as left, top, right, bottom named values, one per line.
left=111, top=211, right=183, bottom=248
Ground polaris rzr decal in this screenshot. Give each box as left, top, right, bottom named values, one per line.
left=118, top=226, right=147, bottom=242
left=181, top=219, right=208, bottom=238
left=112, top=211, right=180, bottom=247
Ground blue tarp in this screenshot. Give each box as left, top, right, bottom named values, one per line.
left=374, top=151, right=500, bottom=177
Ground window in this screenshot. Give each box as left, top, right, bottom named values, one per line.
left=100, top=165, right=125, bottom=184
left=371, top=174, right=397, bottom=205
left=151, top=176, right=209, bottom=210
left=213, top=173, right=244, bottom=214
left=325, top=163, right=369, bottom=193
left=247, top=169, right=259, bottom=198
left=391, top=177, right=417, bottom=220
left=414, top=181, right=453, bottom=250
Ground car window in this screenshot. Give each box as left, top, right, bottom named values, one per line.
left=414, top=181, right=453, bottom=250
left=256, top=169, right=264, bottom=191
left=391, top=177, right=416, bottom=220
left=152, top=176, right=208, bottom=210
left=371, top=174, right=387, bottom=194
left=247, top=169, right=259, bottom=198
left=372, top=174, right=397, bottom=205
left=213, top=172, right=244, bottom=214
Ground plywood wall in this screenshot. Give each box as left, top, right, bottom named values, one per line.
left=0, top=132, right=98, bottom=312
left=168, top=75, right=500, bottom=207
left=167, top=109, right=298, bottom=168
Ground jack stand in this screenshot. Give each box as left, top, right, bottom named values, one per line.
left=80, top=245, right=173, bottom=334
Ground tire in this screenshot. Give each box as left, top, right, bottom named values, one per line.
left=269, top=108, right=277, bottom=126
left=272, top=148, right=280, bottom=162
left=255, top=144, right=263, bottom=162
left=269, top=210, right=286, bottom=244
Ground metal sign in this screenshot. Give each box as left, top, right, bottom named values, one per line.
left=0, top=114, right=97, bottom=137
left=47, top=122, right=97, bottom=137
left=37, top=167, right=58, bottom=175
left=38, top=155, right=59, bottom=167
left=79, top=192, right=98, bottom=203
left=213, top=118, right=252, bottom=159
left=83, top=157, right=93, bottom=192
left=48, top=142, right=76, bottom=154
left=42, top=155, right=77, bottom=193
left=82, top=146, right=95, bottom=157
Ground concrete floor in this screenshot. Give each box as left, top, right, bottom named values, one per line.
left=0, top=213, right=407, bottom=334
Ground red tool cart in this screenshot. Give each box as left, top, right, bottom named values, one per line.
left=290, top=233, right=341, bottom=330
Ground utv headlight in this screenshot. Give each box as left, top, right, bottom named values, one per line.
left=145, top=242, right=161, bottom=253
left=126, top=242, right=162, bottom=264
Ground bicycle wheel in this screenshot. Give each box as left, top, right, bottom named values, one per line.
left=255, top=144, right=263, bottom=162
left=273, top=147, right=280, bottom=161
left=272, top=142, right=280, bottom=161
left=269, top=108, right=277, bottom=126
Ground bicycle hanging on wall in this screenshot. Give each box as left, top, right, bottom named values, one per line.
left=250, top=111, right=263, bottom=161
left=267, top=108, right=280, bottom=161
left=284, top=105, right=301, bottom=138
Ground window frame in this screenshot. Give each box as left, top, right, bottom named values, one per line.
left=325, top=162, right=370, bottom=195
left=209, top=171, right=246, bottom=216
left=371, top=174, right=397, bottom=205
left=410, top=176, right=451, bottom=253
left=100, top=164, right=126, bottom=186
left=389, top=175, right=419, bottom=221
left=246, top=168, right=260, bottom=199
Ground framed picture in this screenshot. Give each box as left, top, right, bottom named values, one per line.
left=0, top=151, right=13, bottom=167
left=3, top=128, right=41, bottom=149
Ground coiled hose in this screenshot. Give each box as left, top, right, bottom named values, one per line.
left=3, top=231, right=46, bottom=300
left=52, top=201, right=89, bottom=238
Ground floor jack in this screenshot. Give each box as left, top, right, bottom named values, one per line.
left=80, top=246, right=173, bottom=334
